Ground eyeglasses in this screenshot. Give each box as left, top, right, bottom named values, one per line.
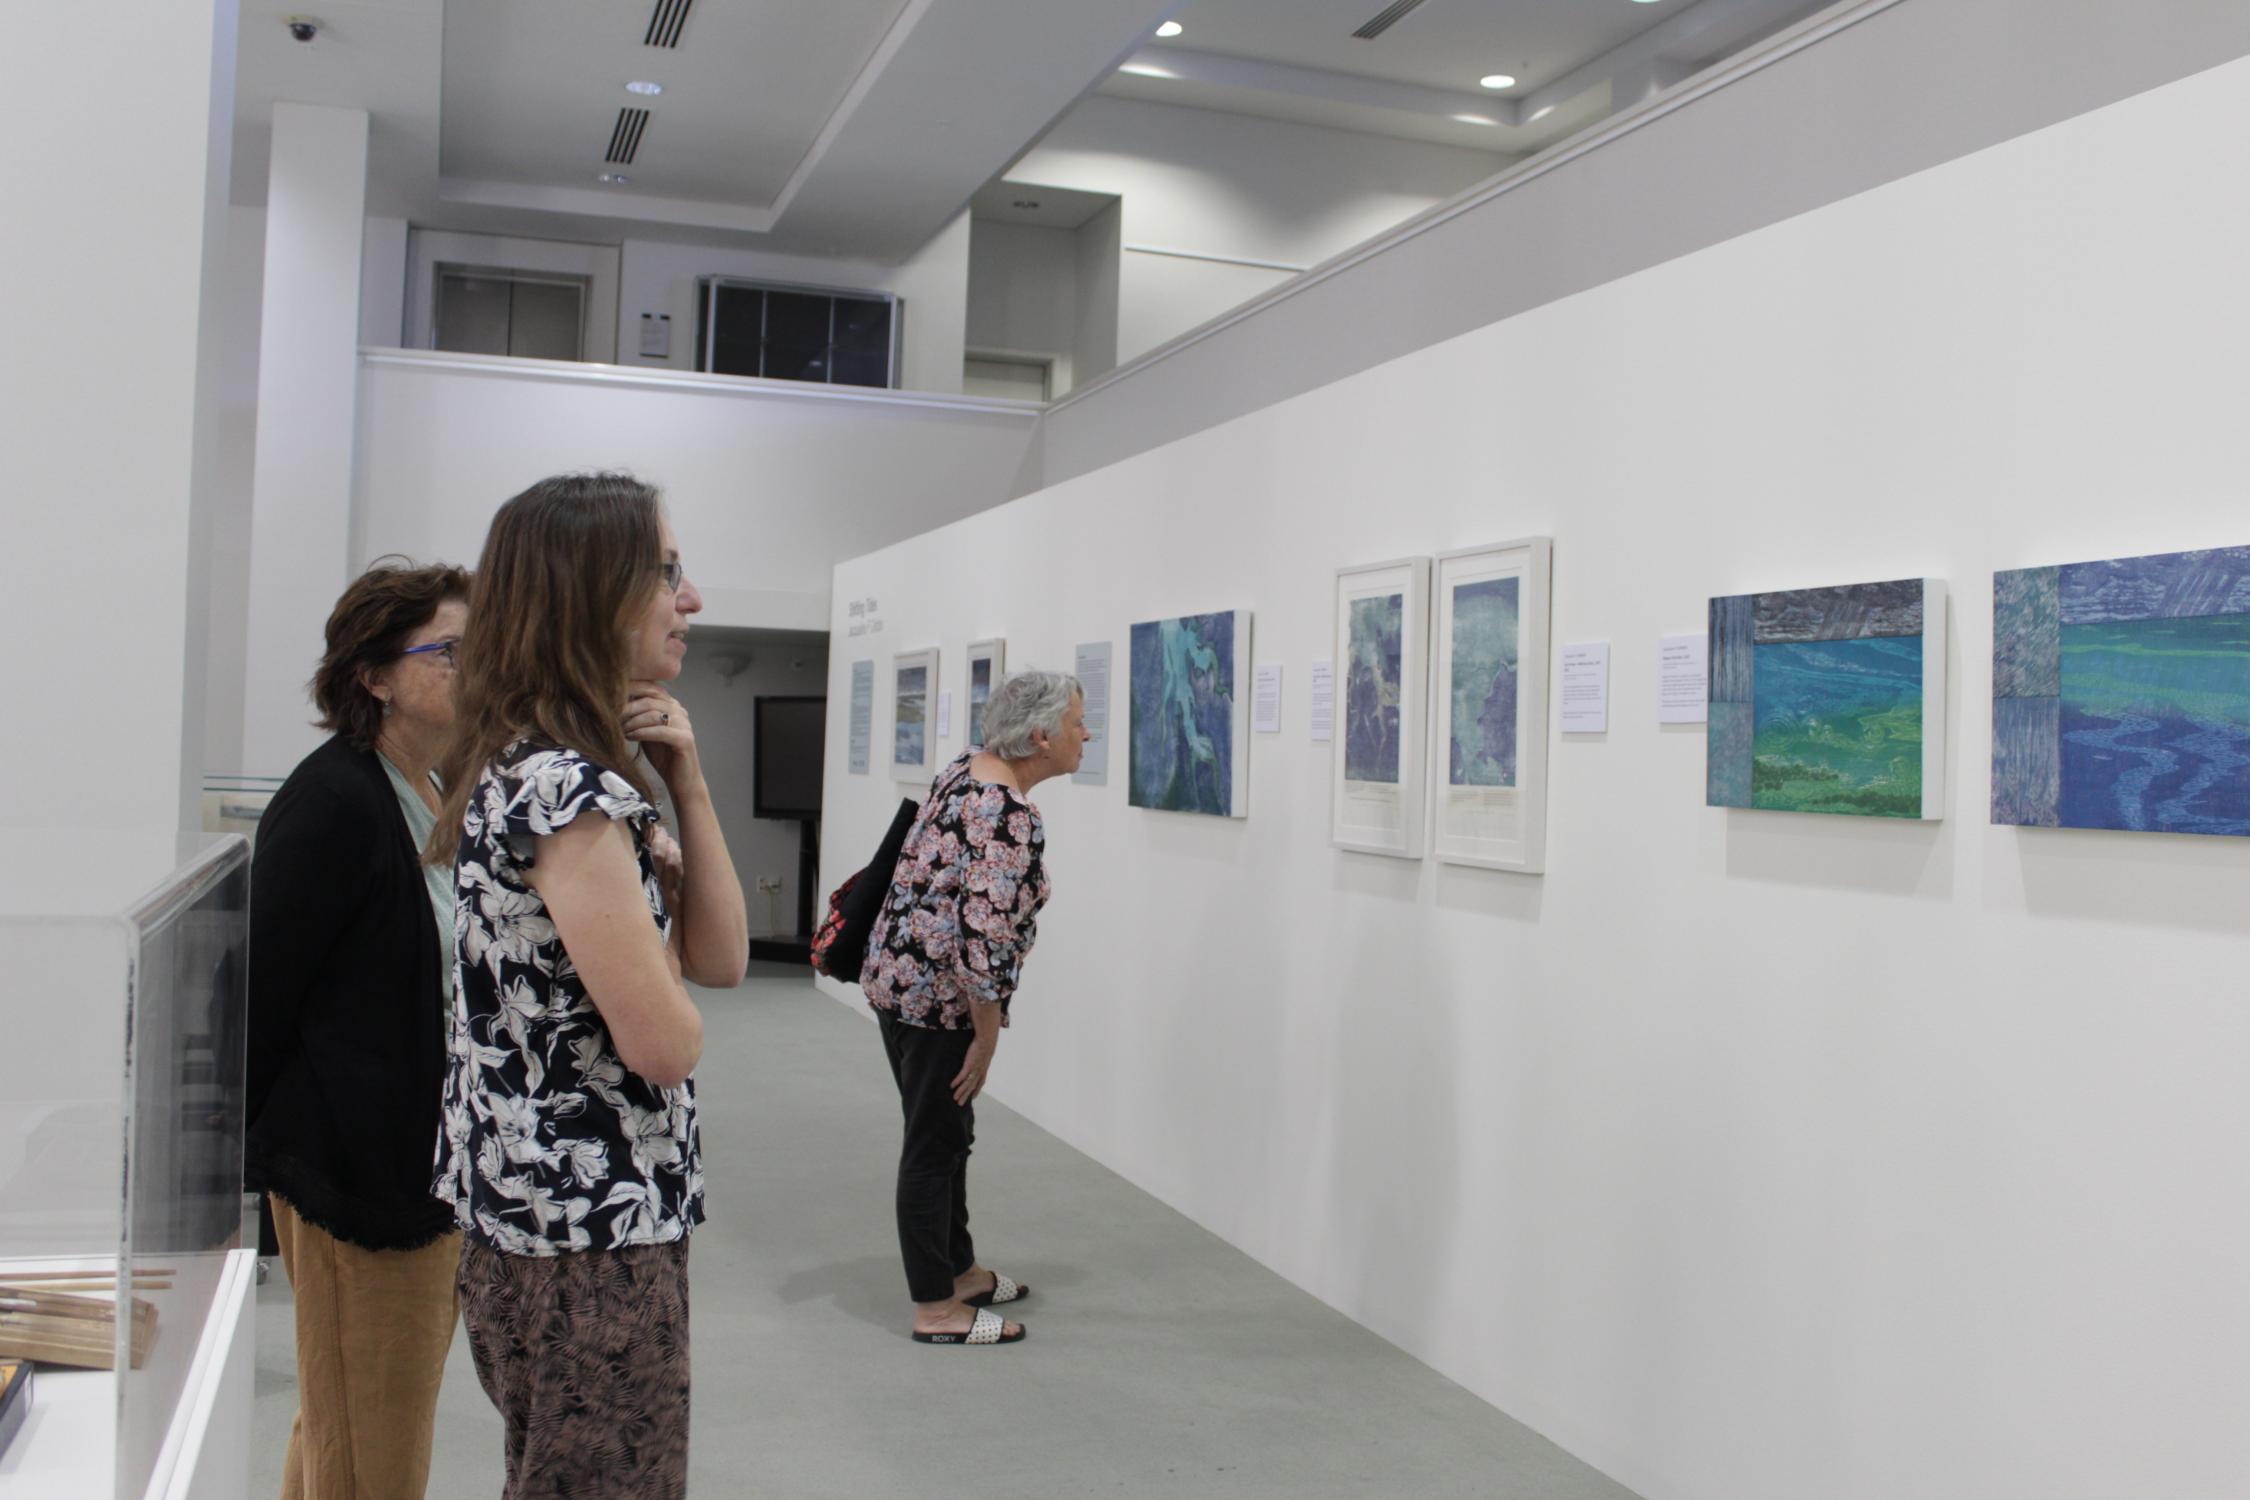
left=401, top=640, right=458, bottom=668
left=660, top=561, right=684, bottom=592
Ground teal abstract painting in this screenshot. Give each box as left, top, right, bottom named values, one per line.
left=1994, top=546, right=2250, bottom=835
left=1707, top=578, right=1945, bottom=819
left=1129, top=610, right=1250, bottom=817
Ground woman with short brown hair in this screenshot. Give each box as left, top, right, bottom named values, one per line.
left=246, top=555, right=470, bottom=1500
left=430, top=472, right=747, bottom=1500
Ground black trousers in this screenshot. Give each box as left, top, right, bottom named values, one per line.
left=877, top=1011, right=977, bottom=1303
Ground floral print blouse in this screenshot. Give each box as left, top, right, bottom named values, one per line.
left=862, top=751, right=1051, bottom=1030
left=434, top=742, right=704, bottom=1256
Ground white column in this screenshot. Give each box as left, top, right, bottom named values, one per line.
left=0, top=0, right=240, bottom=836
left=241, top=103, right=370, bottom=779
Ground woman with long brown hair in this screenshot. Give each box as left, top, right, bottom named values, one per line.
left=427, top=472, right=747, bottom=1500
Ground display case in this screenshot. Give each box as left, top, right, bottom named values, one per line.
left=0, top=832, right=255, bottom=1500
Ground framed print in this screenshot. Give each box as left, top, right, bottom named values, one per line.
left=965, top=638, right=1006, bottom=749
left=1431, top=538, right=1552, bottom=871
left=1707, top=577, right=1947, bottom=819
left=1128, top=609, right=1252, bottom=817
left=891, top=647, right=938, bottom=783
left=1993, top=546, right=2250, bottom=835
left=1331, top=557, right=1432, bottom=858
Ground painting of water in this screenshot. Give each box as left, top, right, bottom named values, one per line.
left=1994, top=547, right=2250, bottom=836
left=1129, top=611, right=1248, bottom=816
left=1345, top=594, right=1404, bottom=783
left=1749, top=637, right=1924, bottom=816
left=1707, top=577, right=1944, bottom=819
left=1449, top=576, right=1520, bottom=787
left=893, top=663, right=928, bottom=768
left=965, top=639, right=1004, bottom=749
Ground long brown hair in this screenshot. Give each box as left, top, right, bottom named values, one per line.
left=425, top=472, right=666, bottom=864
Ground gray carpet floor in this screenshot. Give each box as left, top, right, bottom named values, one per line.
left=251, top=968, right=1639, bottom=1499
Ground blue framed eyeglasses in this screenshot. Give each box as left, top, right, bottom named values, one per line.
left=401, top=640, right=458, bottom=668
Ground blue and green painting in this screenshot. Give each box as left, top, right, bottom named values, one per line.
left=1708, top=578, right=1932, bottom=818
left=1129, top=612, right=1240, bottom=816
left=1449, top=577, right=1520, bottom=786
left=893, top=664, right=928, bottom=767
left=1993, top=546, right=2250, bottom=835
left=968, top=657, right=993, bottom=747
left=1344, top=594, right=1405, bottom=783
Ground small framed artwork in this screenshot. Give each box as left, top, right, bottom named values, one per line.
left=1707, top=577, right=1947, bottom=819
left=892, top=647, right=939, bottom=783
left=1129, top=609, right=1252, bottom=817
left=1332, top=557, right=1432, bottom=858
left=965, top=638, right=1006, bottom=748
left=1430, top=538, right=1553, bottom=872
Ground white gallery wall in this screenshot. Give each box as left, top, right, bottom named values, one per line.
left=350, top=357, right=1036, bottom=627
left=820, top=53, right=2250, bottom=1500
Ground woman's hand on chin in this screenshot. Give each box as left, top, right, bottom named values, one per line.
left=626, top=680, right=701, bottom=788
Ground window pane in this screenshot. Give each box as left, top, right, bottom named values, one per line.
left=831, top=297, right=893, bottom=388
left=433, top=275, right=512, bottom=356
left=706, top=284, right=764, bottom=377
left=763, top=292, right=832, bottom=383
left=507, top=281, right=583, bottom=361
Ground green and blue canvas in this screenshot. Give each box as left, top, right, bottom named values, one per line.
left=1707, top=578, right=1940, bottom=819
left=1992, top=546, right=2250, bottom=835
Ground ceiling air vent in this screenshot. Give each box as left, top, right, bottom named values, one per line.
left=644, top=0, right=693, bottom=48
left=1352, top=0, right=1431, bottom=39
left=605, top=108, right=651, bottom=165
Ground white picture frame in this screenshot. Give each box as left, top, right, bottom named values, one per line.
left=1331, top=557, right=1432, bottom=859
left=965, top=638, right=1006, bottom=749
left=1430, top=537, right=1553, bottom=872
left=891, top=647, right=939, bottom=783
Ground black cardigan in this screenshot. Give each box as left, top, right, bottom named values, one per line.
left=245, top=734, right=455, bottom=1250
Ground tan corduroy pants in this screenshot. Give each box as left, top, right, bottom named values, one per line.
left=270, top=1195, right=461, bottom=1500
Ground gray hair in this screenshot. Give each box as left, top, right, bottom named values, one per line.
left=982, top=670, right=1082, bottom=759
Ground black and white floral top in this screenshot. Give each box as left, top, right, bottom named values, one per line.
left=434, top=742, right=704, bottom=1256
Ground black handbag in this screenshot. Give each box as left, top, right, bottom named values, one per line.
left=809, top=797, right=920, bottom=981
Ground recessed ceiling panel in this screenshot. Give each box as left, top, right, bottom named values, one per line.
left=441, top=0, right=915, bottom=208
left=1160, top=0, right=1680, bottom=96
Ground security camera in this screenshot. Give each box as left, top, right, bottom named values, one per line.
left=285, top=17, right=320, bottom=42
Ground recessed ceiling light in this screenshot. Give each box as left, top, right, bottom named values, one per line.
left=625, top=80, right=663, bottom=96
left=1450, top=114, right=1501, bottom=126
left=1119, top=63, right=1177, bottom=78
left=1479, top=73, right=1516, bottom=90
left=1156, top=20, right=1183, bottom=37
left=595, top=172, right=629, bottom=184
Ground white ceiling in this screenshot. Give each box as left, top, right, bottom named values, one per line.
left=1094, top=0, right=1844, bottom=152
left=439, top=0, right=917, bottom=210
left=227, top=0, right=1841, bottom=258
left=232, top=0, right=1176, bottom=257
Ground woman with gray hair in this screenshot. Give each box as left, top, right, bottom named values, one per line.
left=861, top=669, right=1089, bottom=1346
